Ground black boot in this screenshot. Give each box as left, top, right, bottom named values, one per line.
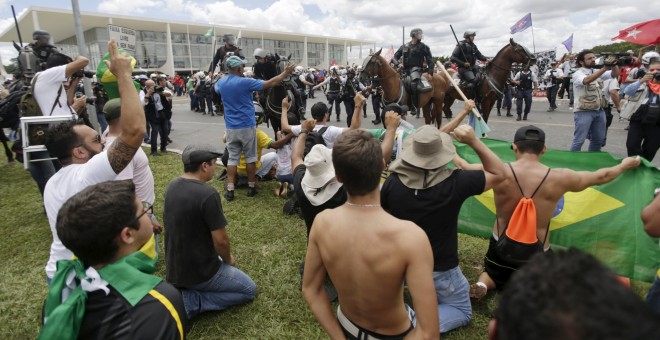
left=497, top=109, right=501, bottom=116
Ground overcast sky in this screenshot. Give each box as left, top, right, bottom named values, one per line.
left=0, top=0, right=658, bottom=65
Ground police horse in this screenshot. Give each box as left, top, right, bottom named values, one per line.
left=360, top=49, right=451, bottom=128
left=261, top=54, right=302, bottom=135
left=442, top=38, right=536, bottom=122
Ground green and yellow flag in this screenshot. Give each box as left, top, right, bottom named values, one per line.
left=96, top=49, right=141, bottom=100
left=455, top=138, right=660, bottom=282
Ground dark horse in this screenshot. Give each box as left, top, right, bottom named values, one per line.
left=442, top=38, right=536, bottom=122
left=360, top=49, right=451, bottom=128
left=262, top=54, right=302, bottom=136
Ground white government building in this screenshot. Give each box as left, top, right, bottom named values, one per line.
left=0, top=6, right=375, bottom=75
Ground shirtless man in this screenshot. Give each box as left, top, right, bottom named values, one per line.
left=470, top=125, right=641, bottom=299
left=302, top=130, right=439, bottom=340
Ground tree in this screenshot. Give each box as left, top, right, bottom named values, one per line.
left=590, top=42, right=646, bottom=56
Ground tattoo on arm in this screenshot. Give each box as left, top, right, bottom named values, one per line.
left=107, top=136, right=139, bottom=174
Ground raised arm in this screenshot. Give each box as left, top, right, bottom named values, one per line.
left=380, top=111, right=400, bottom=163
left=291, top=119, right=316, bottom=169
left=642, top=194, right=660, bottom=237
left=452, top=124, right=505, bottom=191
left=440, top=100, right=474, bottom=134
left=269, top=131, right=293, bottom=149
left=64, top=56, right=89, bottom=78
left=348, top=92, right=366, bottom=130
left=263, top=63, right=295, bottom=89
left=281, top=97, right=293, bottom=133
left=562, top=156, right=640, bottom=193
left=105, top=39, right=147, bottom=174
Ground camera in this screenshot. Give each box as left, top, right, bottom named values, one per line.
left=154, top=85, right=164, bottom=92
left=596, top=52, right=634, bottom=68
left=72, top=70, right=94, bottom=79
left=654, top=73, right=660, bottom=81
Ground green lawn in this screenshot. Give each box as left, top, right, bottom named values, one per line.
left=0, top=147, right=650, bottom=339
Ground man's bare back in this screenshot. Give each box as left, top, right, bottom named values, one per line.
left=311, top=206, right=431, bottom=334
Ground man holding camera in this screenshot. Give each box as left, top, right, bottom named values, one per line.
left=543, top=61, right=563, bottom=112
left=624, top=59, right=660, bottom=161
left=140, top=79, right=170, bottom=156
left=570, top=50, right=619, bottom=152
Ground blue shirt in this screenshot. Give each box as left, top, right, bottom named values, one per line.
left=215, top=75, right=264, bottom=129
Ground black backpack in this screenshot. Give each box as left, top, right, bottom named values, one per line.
left=0, top=89, right=26, bottom=129
left=303, top=126, right=328, bottom=158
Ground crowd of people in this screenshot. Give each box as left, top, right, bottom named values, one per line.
left=2, top=24, right=660, bottom=339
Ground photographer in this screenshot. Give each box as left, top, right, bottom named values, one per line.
left=28, top=53, right=89, bottom=198
left=543, top=61, right=563, bottom=112
left=624, top=59, right=660, bottom=161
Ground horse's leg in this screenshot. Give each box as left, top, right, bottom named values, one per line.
left=443, top=95, right=455, bottom=119
left=433, top=99, right=443, bottom=129
left=481, top=95, right=497, bottom=123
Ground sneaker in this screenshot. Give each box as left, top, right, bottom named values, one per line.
left=516, top=116, right=521, bottom=121
left=283, top=195, right=299, bottom=215
left=247, top=187, right=258, bottom=197
left=224, top=190, right=235, bottom=201
left=506, top=113, right=513, bottom=117
left=470, top=283, right=488, bottom=301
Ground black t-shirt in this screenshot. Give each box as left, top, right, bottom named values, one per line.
left=78, top=281, right=189, bottom=339
left=381, top=170, right=485, bottom=272
left=164, top=178, right=228, bottom=287
left=293, top=164, right=347, bottom=237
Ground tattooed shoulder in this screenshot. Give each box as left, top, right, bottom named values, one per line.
left=107, top=137, right=139, bottom=174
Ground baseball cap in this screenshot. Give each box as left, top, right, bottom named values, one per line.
left=226, top=56, right=245, bottom=69
left=514, top=125, right=545, bottom=143
left=182, top=144, right=222, bottom=165
left=103, top=98, right=121, bottom=122
left=383, top=103, right=409, bottom=115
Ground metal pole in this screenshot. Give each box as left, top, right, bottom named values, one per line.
left=11, top=5, right=23, bottom=47
left=71, top=0, right=99, bottom=130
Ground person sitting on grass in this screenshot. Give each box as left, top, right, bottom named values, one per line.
left=470, top=126, right=641, bottom=300
left=164, top=144, right=256, bottom=319
left=40, top=180, right=188, bottom=339
left=302, top=130, right=439, bottom=340
left=490, top=248, right=660, bottom=340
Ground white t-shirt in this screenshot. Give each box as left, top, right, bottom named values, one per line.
left=603, top=78, right=620, bottom=105
left=276, top=142, right=293, bottom=177
left=43, top=152, right=117, bottom=278
left=543, top=68, right=564, bottom=88
left=105, top=135, right=155, bottom=205
left=33, top=65, right=75, bottom=117
left=290, top=124, right=345, bottom=149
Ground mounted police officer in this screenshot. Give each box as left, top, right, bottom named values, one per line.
left=17, top=30, right=59, bottom=80
left=252, top=48, right=276, bottom=81
left=451, top=31, right=487, bottom=96
left=209, top=33, right=244, bottom=73
left=391, top=28, right=433, bottom=115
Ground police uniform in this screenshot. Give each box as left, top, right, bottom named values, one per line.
left=392, top=39, right=433, bottom=112
left=209, top=44, right=244, bottom=73
left=450, top=39, right=487, bottom=86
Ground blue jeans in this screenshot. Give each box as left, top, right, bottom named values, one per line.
left=28, top=151, right=61, bottom=197
left=646, top=275, right=660, bottom=316
left=570, top=109, right=606, bottom=152
left=182, top=262, right=257, bottom=319
left=434, top=266, right=472, bottom=333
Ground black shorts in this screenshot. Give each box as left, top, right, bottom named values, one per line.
left=483, top=236, right=553, bottom=290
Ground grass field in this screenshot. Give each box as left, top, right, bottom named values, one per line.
left=0, top=146, right=651, bottom=339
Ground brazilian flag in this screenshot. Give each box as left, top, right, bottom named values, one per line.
left=96, top=49, right=141, bottom=100
left=455, top=138, right=660, bottom=282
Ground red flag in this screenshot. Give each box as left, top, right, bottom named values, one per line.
left=384, top=45, right=395, bottom=62
left=611, top=19, right=660, bottom=45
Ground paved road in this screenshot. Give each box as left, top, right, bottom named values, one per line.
left=164, top=94, right=660, bottom=168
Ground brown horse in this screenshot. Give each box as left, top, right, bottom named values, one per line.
left=360, top=49, right=450, bottom=128
left=442, top=38, right=536, bottom=122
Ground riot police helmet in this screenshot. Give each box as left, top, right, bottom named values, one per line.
left=464, top=31, right=477, bottom=39
left=294, top=65, right=304, bottom=74
left=33, top=30, right=51, bottom=41
left=223, top=33, right=236, bottom=45
left=410, top=28, right=423, bottom=40
left=253, top=48, right=266, bottom=59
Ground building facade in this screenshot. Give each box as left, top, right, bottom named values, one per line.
left=0, top=7, right=374, bottom=75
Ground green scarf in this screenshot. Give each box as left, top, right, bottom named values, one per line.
left=39, top=236, right=161, bottom=340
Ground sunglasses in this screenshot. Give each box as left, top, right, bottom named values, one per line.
left=130, top=201, right=153, bottom=225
